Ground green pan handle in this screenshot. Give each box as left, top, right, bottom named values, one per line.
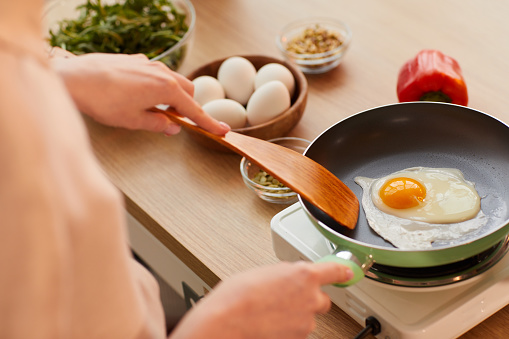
left=317, top=253, right=369, bottom=287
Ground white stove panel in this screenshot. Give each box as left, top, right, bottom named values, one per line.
left=271, top=203, right=509, bottom=339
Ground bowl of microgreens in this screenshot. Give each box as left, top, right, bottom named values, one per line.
left=44, top=0, right=195, bottom=71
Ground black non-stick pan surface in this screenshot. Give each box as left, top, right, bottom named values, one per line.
left=301, top=102, right=509, bottom=250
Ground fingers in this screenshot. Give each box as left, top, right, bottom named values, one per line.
left=96, top=54, right=229, bottom=135
left=304, top=262, right=352, bottom=314
left=315, top=290, right=333, bottom=314
left=135, top=111, right=179, bottom=134
left=144, top=60, right=230, bottom=136
left=159, top=81, right=230, bottom=135
left=167, top=69, right=195, bottom=97
left=282, top=261, right=352, bottom=315
left=168, top=95, right=231, bottom=135
left=163, top=122, right=182, bottom=136
left=148, top=59, right=196, bottom=95
left=310, top=262, right=354, bottom=286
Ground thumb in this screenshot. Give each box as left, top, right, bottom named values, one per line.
left=142, top=111, right=181, bottom=135
left=163, top=122, right=182, bottom=136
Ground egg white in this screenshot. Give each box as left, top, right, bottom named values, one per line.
left=355, top=167, right=488, bottom=250
left=372, top=167, right=481, bottom=223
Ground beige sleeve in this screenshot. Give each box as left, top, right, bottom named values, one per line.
left=0, top=44, right=166, bottom=339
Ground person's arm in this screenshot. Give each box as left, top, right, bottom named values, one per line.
left=169, top=261, right=353, bottom=339
left=49, top=50, right=230, bottom=136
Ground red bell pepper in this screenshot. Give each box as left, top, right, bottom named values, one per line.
left=396, top=49, right=468, bottom=106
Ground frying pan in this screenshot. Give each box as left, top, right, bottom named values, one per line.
left=299, top=102, right=509, bottom=286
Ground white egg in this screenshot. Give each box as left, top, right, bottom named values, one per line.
left=355, top=167, right=487, bottom=250
left=192, top=76, right=225, bottom=106
left=202, top=99, right=247, bottom=129
left=254, top=63, right=296, bottom=97
left=246, top=80, right=291, bottom=126
left=217, top=56, right=257, bottom=105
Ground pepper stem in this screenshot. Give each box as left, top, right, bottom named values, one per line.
left=419, top=91, right=452, bottom=103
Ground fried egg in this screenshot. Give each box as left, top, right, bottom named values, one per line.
left=355, top=167, right=487, bottom=250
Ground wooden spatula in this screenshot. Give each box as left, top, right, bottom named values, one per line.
left=158, top=107, right=359, bottom=229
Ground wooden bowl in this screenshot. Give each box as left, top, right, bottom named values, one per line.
left=185, top=55, right=308, bottom=152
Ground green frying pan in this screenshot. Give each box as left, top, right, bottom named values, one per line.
left=300, top=102, right=509, bottom=285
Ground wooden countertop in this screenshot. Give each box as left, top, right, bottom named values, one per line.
left=86, top=0, right=509, bottom=337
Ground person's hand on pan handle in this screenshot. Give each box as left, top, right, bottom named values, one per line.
left=49, top=49, right=230, bottom=136
left=317, top=252, right=369, bottom=287
left=169, top=261, right=354, bottom=339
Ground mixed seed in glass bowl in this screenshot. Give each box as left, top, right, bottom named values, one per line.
left=240, top=137, right=310, bottom=204
left=277, top=17, right=352, bottom=74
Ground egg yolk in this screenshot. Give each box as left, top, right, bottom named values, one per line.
left=379, top=177, right=426, bottom=209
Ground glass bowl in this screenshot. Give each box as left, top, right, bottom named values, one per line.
left=43, top=0, right=195, bottom=71
left=240, top=137, right=311, bottom=204
left=276, top=17, right=352, bottom=74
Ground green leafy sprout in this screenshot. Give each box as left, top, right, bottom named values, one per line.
left=48, top=0, right=189, bottom=69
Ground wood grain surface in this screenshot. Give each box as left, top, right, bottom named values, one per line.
left=86, top=1, right=509, bottom=337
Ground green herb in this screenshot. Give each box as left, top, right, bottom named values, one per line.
left=48, top=0, right=189, bottom=68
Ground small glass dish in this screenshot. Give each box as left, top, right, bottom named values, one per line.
left=276, top=17, right=352, bottom=74
left=240, top=137, right=311, bottom=204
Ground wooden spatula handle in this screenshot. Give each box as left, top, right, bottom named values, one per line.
left=155, top=106, right=359, bottom=229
